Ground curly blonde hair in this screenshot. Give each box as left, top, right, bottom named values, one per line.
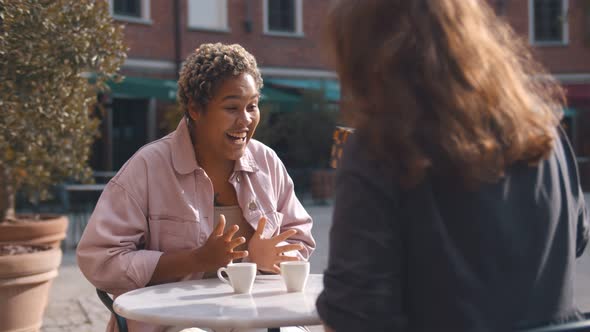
left=326, top=0, right=564, bottom=188
left=177, top=43, right=263, bottom=115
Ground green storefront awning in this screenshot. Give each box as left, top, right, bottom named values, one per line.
left=107, top=76, right=341, bottom=105
left=564, top=107, right=576, bottom=117
left=108, top=76, right=178, bottom=101
left=261, top=85, right=301, bottom=103
left=108, top=77, right=305, bottom=104
left=265, top=78, right=341, bottom=102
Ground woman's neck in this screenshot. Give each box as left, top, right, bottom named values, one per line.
left=193, top=148, right=238, bottom=207
left=196, top=152, right=235, bottom=181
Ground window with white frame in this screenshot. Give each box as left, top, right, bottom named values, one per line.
left=530, top=0, right=568, bottom=44
left=264, top=0, right=303, bottom=36
left=188, top=0, right=228, bottom=31
left=109, top=0, right=151, bottom=24
left=114, top=0, right=141, bottom=17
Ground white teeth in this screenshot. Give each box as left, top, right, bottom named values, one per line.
left=227, top=132, right=247, bottom=139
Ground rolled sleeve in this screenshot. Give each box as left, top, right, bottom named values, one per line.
left=560, top=127, right=590, bottom=258
left=576, top=188, right=589, bottom=258
left=125, top=249, right=163, bottom=289
left=77, top=181, right=162, bottom=294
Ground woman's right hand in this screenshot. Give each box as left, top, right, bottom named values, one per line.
left=195, top=214, right=248, bottom=271
left=149, top=214, right=247, bottom=285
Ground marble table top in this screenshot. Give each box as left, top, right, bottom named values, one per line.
left=113, top=274, right=323, bottom=329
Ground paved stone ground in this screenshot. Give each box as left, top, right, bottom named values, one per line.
left=40, top=197, right=590, bottom=331
left=41, top=251, right=109, bottom=332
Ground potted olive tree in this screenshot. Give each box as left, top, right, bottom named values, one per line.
left=0, top=1, right=126, bottom=330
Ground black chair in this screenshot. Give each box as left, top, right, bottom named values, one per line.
left=520, top=315, right=590, bottom=332
left=96, top=288, right=128, bottom=332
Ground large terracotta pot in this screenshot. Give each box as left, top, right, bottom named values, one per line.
left=0, top=215, right=68, bottom=248
left=0, top=247, right=62, bottom=332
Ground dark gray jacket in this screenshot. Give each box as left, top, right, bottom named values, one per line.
left=316, top=131, right=589, bottom=332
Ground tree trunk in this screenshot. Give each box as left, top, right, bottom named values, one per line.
left=0, top=166, right=15, bottom=221
left=0, top=166, right=5, bottom=221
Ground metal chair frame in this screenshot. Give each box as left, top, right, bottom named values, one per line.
left=96, top=288, right=128, bottom=332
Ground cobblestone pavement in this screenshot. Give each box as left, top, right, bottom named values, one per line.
left=41, top=251, right=109, bottom=332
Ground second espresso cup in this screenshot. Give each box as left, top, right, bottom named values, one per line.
left=217, top=262, right=257, bottom=294
left=280, top=261, right=310, bottom=292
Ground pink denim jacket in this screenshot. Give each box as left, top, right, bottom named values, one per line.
left=76, top=120, right=315, bottom=332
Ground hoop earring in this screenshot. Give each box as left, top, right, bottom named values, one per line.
left=186, top=116, right=195, bottom=130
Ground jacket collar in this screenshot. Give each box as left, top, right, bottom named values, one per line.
left=233, top=146, right=258, bottom=173
left=171, top=119, right=259, bottom=175
left=171, top=119, right=199, bottom=175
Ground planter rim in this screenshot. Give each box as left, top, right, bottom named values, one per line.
left=0, top=270, right=58, bottom=287
left=0, top=214, right=68, bottom=225
left=0, top=247, right=62, bottom=279
left=1, top=323, right=43, bottom=332
left=0, top=215, right=68, bottom=248
left=0, top=233, right=66, bottom=246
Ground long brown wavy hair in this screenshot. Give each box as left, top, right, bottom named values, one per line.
left=325, top=0, right=564, bottom=188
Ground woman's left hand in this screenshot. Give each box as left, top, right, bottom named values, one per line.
left=248, top=217, right=304, bottom=273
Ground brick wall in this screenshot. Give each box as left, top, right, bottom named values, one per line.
left=117, top=1, right=176, bottom=61
left=118, top=1, right=590, bottom=75
left=180, top=0, right=331, bottom=70
left=116, top=0, right=332, bottom=72
left=490, top=0, right=590, bottom=74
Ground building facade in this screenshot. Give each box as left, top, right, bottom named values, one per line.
left=94, top=0, right=590, bottom=188
left=92, top=0, right=337, bottom=172
left=490, top=0, right=590, bottom=187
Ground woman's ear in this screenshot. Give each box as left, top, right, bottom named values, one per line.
left=187, top=101, right=201, bottom=122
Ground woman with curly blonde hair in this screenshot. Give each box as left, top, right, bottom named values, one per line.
left=316, top=0, right=589, bottom=331
left=78, top=43, right=315, bottom=332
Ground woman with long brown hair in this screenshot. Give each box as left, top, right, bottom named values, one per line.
left=316, top=0, right=589, bottom=331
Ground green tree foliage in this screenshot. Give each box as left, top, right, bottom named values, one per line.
left=0, top=0, right=127, bottom=219
left=256, top=90, right=339, bottom=170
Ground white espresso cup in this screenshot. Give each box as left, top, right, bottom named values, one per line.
left=217, top=262, right=257, bottom=294
left=280, top=261, right=310, bottom=292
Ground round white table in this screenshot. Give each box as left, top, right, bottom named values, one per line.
left=113, top=274, right=323, bottom=331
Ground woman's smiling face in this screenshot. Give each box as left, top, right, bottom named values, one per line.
left=189, top=73, right=261, bottom=163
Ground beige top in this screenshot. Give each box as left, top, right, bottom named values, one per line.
left=214, top=205, right=255, bottom=252
left=203, top=205, right=255, bottom=278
